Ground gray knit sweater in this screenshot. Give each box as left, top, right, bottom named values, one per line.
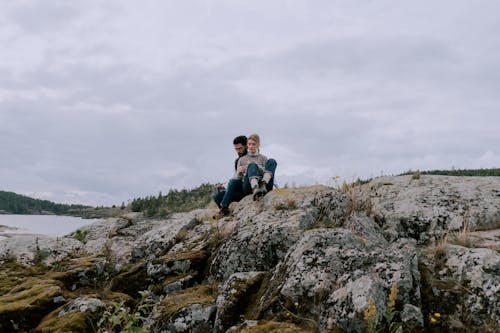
left=235, top=153, right=268, bottom=180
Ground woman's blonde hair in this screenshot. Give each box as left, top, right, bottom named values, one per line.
left=248, top=133, right=260, bottom=146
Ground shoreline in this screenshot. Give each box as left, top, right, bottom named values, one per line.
left=0, top=224, right=19, bottom=232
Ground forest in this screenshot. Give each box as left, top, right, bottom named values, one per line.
left=0, top=190, right=90, bottom=215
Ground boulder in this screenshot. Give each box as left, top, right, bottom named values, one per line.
left=153, top=285, right=216, bottom=332
left=420, top=244, right=500, bottom=332
left=214, top=271, right=267, bottom=332
left=35, top=297, right=105, bottom=333
left=255, top=228, right=421, bottom=333
left=0, top=235, right=83, bottom=266
left=0, top=277, right=65, bottom=332
left=211, top=187, right=350, bottom=281
left=362, top=175, right=500, bottom=244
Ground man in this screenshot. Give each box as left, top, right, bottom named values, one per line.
left=212, top=135, right=247, bottom=209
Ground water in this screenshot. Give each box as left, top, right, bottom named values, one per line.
left=0, top=214, right=98, bottom=238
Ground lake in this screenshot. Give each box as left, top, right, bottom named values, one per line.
left=0, top=214, right=99, bottom=239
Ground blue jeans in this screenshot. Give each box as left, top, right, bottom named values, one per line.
left=242, top=159, right=277, bottom=195
left=220, top=178, right=246, bottom=208
left=212, top=190, right=226, bottom=208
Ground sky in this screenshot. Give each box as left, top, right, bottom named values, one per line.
left=1, top=0, right=499, bottom=206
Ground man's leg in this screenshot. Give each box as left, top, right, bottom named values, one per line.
left=212, top=190, right=225, bottom=209
left=220, top=179, right=244, bottom=208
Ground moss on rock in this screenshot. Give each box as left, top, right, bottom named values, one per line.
left=0, top=277, right=64, bottom=331
left=35, top=309, right=93, bottom=333
left=157, top=249, right=208, bottom=273
left=47, top=255, right=104, bottom=290
left=157, top=284, right=215, bottom=320
left=231, top=320, right=316, bottom=333
left=109, top=261, right=148, bottom=297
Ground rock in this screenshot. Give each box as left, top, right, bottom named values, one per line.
left=109, top=262, right=149, bottom=297
left=35, top=297, right=105, bottom=333
left=211, top=187, right=350, bottom=281
left=0, top=235, right=83, bottom=266
left=445, top=245, right=499, bottom=329
left=0, top=178, right=498, bottom=332
left=137, top=210, right=208, bottom=259
left=400, top=303, right=424, bottom=332
left=153, top=285, right=216, bottom=332
left=214, top=271, right=267, bottom=332
left=0, top=278, right=64, bottom=332
left=226, top=320, right=314, bottom=332
left=419, top=242, right=500, bottom=332
left=162, top=273, right=198, bottom=294
left=76, top=210, right=206, bottom=265
left=362, top=175, right=500, bottom=244
left=47, top=255, right=107, bottom=290
left=255, top=228, right=421, bottom=333
left=147, top=249, right=209, bottom=282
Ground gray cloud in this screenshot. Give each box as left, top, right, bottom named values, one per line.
left=1, top=1, right=499, bottom=205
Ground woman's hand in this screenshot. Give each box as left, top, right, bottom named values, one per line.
left=238, top=165, right=247, bottom=173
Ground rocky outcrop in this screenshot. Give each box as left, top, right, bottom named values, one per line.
left=0, top=176, right=499, bottom=332
left=362, top=175, right=500, bottom=243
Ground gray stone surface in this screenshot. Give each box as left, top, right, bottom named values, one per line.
left=1, top=178, right=498, bottom=332
left=361, top=175, right=500, bottom=243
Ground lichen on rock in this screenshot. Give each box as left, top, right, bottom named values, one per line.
left=0, top=175, right=498, bottom=332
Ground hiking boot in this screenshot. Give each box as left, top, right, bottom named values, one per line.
left=253, top=183, right=268, bottom=201
left=214, top=206, right=230, bottom=219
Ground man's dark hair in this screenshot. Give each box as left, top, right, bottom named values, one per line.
left=233, top=135, right=247, bottom=145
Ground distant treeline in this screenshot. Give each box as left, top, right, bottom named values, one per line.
left=400, top=168, right=500, bottom=177
left=130, top=183, right=214, bottom=217
left=0, top=190, right=91, bottom=215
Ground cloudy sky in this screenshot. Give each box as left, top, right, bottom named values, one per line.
left=1, top=1, right=499, bottom=206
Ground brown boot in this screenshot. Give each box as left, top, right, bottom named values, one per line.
left=214, top=206, right=230, bottom=219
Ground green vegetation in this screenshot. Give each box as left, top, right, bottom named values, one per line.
left=400, top=167, right=500, bottom=177
left=129, top=183, right=214, bottom=217
left=97, top=291, right=160, bottom=333
left=0, top=190, right=91, bottom=215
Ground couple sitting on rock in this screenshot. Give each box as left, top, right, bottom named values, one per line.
left=213, top=133, right=277, bottom=219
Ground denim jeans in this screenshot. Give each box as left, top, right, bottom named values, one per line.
left=212, top=190, right=226, bottom=209
left=242, top=158, right=277, bottom=195
left=220, top=178, right=245, bottom=208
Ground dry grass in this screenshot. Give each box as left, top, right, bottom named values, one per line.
left=433, top=233, right=448, bottom=261
left=340, top=181, right=373, bottom=220
left=449, top=211, right=477, bottom=248
left=274, top=198, right=297, bottom=211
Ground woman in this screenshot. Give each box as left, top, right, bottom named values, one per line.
left=236, top=133, right=277, bottom=200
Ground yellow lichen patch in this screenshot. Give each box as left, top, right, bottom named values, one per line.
left=233, top=320, right=316, bottom=333
left=158, top=284, right=215, bottom=319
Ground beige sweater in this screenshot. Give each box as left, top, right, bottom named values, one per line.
left=235, top=153, right=268, bottom=179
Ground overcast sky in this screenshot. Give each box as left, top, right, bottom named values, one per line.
left=1, top=1, right=499, bottom=206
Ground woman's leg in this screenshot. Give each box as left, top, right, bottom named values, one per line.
left=243, top=163, right=261, bottom=195
left=263, top=159, right=277, bottom=191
